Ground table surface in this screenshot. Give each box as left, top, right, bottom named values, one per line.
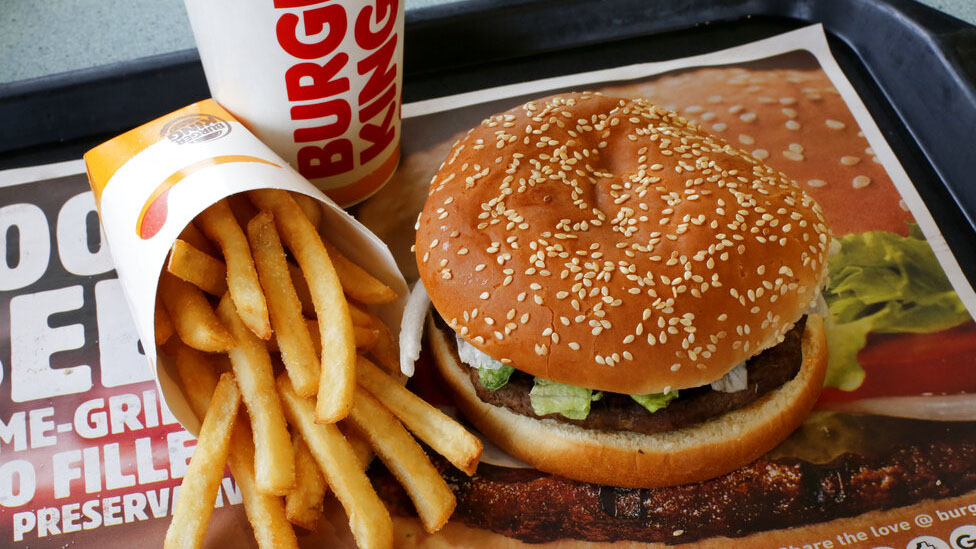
left=1, top=0, right=974, bottom=86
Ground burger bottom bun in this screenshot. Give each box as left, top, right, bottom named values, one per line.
left=389, top=489, right=976, bottom=548
left=429, top=314, right=828, bottom=489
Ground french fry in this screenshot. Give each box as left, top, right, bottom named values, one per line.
left=266, top=319, right=377, bottom=355
left=173, top=343, right=298, bottom=549
left=228, top=421, right=301, bottom=549
left=158, top=271, right=234, bottom=352
left=285, top=432, right=328, bottom=531
left=227, top=192, right=259, bottom=226
left=348, top=302, right=400, bottom=374
left=277, top=374, right=393, bottom=549
left=288, top=262, right=315, bottom=317
left=197, top=199, right=271, bottom=340
left=290, top=192, right=322, bottom=229
left=247, top=211, right=320, bottom=397
left=354, top=325, right=380, bottom=350
left=216, top=294, right=295, bottom=496
left=347, top=387, right=456, bottom=534
left=179, top=221, right=218, bottom=257
left=346, top=301, right=374, bottom=328
left=173, top=341, right=223, bottom=417
left=167, top=239, right=228, bottom=296
left=368, top=318, right=400, bottom=374
left=155, top=297, right=174, bottom=346
left=164, top=373, right=240, bottom=549
left=339, top=423, right=375, bottom=469
left=321, top=238, right=398, bottom=305
left=247, top=189, right=354, bottom=423
left=356, top=357, right=482, bottom=475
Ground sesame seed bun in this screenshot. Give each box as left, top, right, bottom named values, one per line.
left=428, top=313, right=828, bottom=488
left=415, top=92, right=830, bottom=394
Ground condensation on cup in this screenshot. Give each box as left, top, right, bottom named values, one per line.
left=185, top=0, right=404, bottom=207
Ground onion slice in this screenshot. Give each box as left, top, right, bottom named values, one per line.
left=819, top=394, right=976, bottom=421
left=456, top=336, right=506, bottom=370
left=398, top=279, right=431, bottom=377
left=710, top=361, right=748, bottom=393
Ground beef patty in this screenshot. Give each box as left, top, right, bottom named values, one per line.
left=452, top=316, right=806, bottom=435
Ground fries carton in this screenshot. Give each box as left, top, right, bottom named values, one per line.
left=83, top=99, right=408, bottom=434
left=184, top=0, right=404, bottom=207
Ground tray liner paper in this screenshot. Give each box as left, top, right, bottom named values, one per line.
left=0, top=24, right=974, bottom=548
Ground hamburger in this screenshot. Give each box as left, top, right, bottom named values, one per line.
left=412, top=91, right=831, bottom=488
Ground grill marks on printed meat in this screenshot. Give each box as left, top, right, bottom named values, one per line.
left=462, top=317, right=806, bottom=435
left=371, top=420, right=976, bottom=544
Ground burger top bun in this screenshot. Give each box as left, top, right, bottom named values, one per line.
left=415, top=92, right=830, bottom=394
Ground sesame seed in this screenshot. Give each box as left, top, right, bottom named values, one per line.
left=807, top=179, right=827, bottom=188
left=785, top=120, right=801, bottom=130
left=852, top=175, right=871, bottom=189
left=712, top=123, right=727, bottom=132
left=738, top=134, right=755, bottom=145
left=840, top=156, right=860, bottom=166
left=568, top=342, right=580, bottom=350
left=479, top=291, right=490, bottom=300
left=782, top=150, right=804, bottom=161
left=825, top=119, right=846, bottom=130
left=739, top=112, right=757, bottom=122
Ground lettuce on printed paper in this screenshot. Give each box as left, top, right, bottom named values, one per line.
left=824, top=224, right=971, bottom=390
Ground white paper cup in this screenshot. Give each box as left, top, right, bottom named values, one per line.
left=184, top=0, right=405, bottom=207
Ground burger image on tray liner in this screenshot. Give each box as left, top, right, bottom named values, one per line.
left=403, top=91, right=831, bottom=488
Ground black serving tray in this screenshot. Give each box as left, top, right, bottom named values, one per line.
left=2, top=0, right=975, bottom=285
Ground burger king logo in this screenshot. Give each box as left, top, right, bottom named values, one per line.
left=135, top=155, right=281, bottom=240
left=160, top=113, right=231, bottom=145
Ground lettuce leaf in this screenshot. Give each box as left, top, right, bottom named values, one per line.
left=630, top=391, right=680, bottom=414
left=824, top=224, right=971, bottom=390
left=478, top=364, right=515, bottom=390
left=529, top=379, right=601, bottom=420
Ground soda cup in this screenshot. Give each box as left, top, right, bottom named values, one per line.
left=184, top=0, right=404, bottom=207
